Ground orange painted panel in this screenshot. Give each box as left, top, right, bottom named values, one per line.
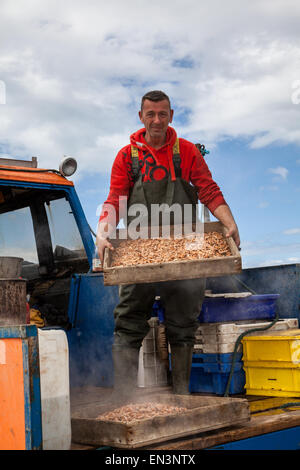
left=0, top=166, right=73, bottom=186
left=0, top=338, right=26, bottom=450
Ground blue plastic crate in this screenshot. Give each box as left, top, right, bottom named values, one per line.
left=193, top=352, right=243, bottom=364
left=199, top=294, right=279, bottom=323
left=189, top=365, right=245, bottom=395
left=169, top=353, right=245, bottom=394
left=192, top=356, right=243, bottom=373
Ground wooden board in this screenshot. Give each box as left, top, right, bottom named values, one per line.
left=71, top=393, right=249, bottom=449
left=141, top=396, right=300, bottom=450
left=143, top=408, right=300, bottom=450
left=103, top=221, right=241, bottom=286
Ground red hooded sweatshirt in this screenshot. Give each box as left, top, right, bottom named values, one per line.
left=99, top=126, right=227, bottom=225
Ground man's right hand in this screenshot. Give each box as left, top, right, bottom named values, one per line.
left=96, top=236, right=114, bottom=264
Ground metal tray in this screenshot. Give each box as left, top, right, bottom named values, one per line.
left=71, top=393, right=250, bottom=449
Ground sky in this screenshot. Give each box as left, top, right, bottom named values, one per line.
left=1, top=0, right=300, bottom=269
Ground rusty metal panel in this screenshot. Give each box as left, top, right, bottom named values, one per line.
left=0, top=279, right=27, bottom=326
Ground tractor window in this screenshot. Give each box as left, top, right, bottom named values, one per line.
left=0, top=206, right=38, bottom=263
left=0, top=186, right=89, bottom=280
left=45, top=197, right=86, bottom=260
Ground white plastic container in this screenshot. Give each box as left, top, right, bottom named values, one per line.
left=137, top=318, right=168, bottom=388
left=194, top=318, right=299, bottom=354
left=38, top=328, right=71, bottom=450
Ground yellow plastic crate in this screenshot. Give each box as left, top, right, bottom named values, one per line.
left=243, top=363, right=300, bottom=397
left=242, top=329, right=300, bottom=397
left=242, top=328, right=300, bottom=364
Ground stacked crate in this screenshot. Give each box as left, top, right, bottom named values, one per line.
left=191, top=292, right=298, bottom=395
left=242, top=328, right=300, bottom=397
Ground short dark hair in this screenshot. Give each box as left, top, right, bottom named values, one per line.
left=141, top=90, right=171, bottom=110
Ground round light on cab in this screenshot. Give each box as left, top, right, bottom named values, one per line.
left=59, top=156, right=77, bottom=177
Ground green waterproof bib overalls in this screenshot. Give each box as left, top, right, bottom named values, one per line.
left=112, top=138, right=206, bottom=395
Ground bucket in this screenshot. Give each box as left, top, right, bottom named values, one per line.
left=0, top=257, right=23, bottom=278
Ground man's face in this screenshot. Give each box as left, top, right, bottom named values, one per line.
left=139, top=99, right=174, bottom=140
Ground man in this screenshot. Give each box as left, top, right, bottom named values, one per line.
left=97, top=90, right=240, bottom=396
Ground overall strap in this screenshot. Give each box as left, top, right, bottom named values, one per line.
left=166, top=138, right=181, bottom=204
left=172, top=138, right=181, bottom=177
left=131, top=145, right=140, bottom=181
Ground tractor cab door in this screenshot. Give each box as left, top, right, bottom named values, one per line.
left=0, top=182, right=118, bottom=388
left=67, top=273, right=118, bottom=388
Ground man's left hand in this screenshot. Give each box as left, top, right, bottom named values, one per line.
left=224, top=224, right=240, bottom=249
left=212, top=204, right=241, bottom=249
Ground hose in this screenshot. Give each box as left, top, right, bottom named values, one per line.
left=223, top=309, right=280, bottom=396
left=223, top=275, right=283, bottom=397
left=278, top=402, right=300, bottom=410
left=223, top=297, right=300, bottom=409
left=232, top=275, right=256, bottom=295
left=89, top=225, right=97, bottom=237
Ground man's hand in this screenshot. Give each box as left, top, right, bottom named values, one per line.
left=224, top=223, right=240, bottom=249
left=212, top=204, right=241, bottom=249
left=95, top=221, right=116, bottom=270
left=96, top=236, right=114, bottom=265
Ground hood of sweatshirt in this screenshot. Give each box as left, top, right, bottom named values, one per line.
left=130, top=126, right=177, bottom=151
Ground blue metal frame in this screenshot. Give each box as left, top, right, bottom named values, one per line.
left=0, top=325, right=43, bottom=450
left=64, top=186, right=94, bottom=266
left=207, top=426, right=300, bottom=450
left=22, top=338, right=32, bottom=449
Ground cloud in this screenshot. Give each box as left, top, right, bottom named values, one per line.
left=258, top=201, right=270, bottom=209
left=259, top=185, right=278, bottom=191
left=258, top=256, right=300, bottom=267
left=268, top=166, right=289, bottom=180
left=283, top=228, right=300, bottom=235
left=241, top=237, right=300, bottom=268
left=1, top=0, right=300, bottom=174
left=257, top=259, right=285, bottom=267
